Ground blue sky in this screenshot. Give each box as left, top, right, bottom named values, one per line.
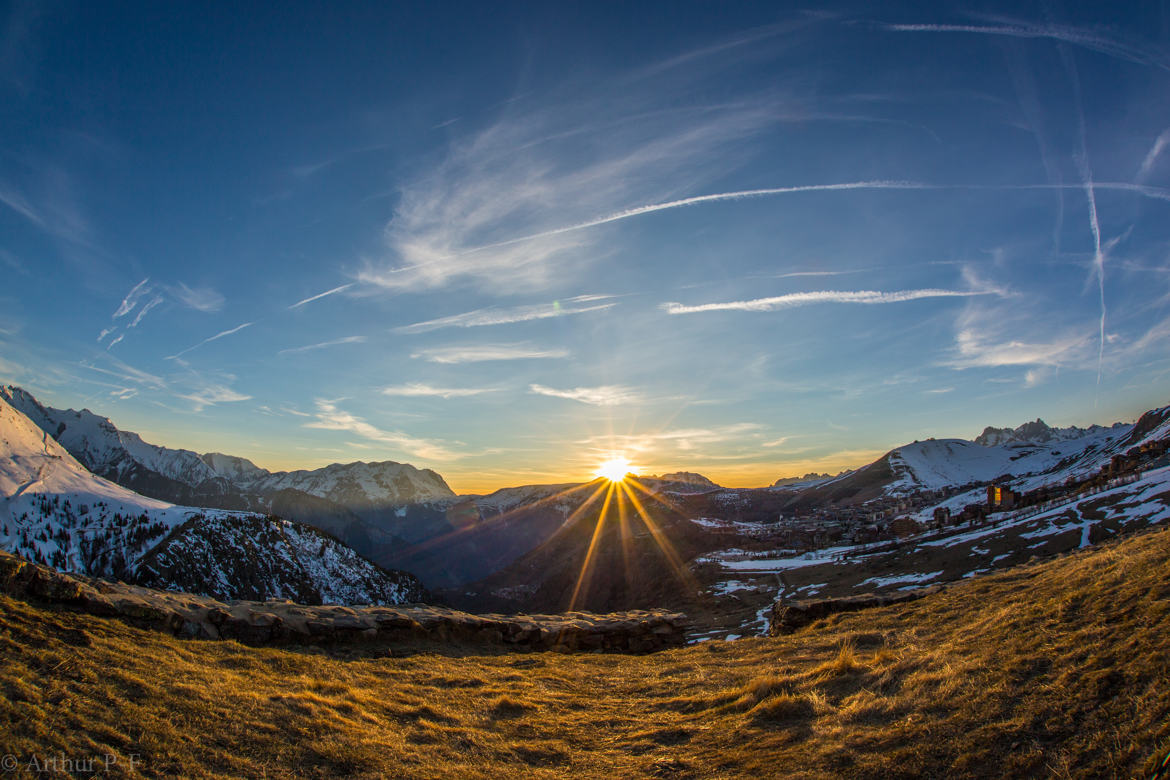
left=2, top=1, right=1170, bottom=492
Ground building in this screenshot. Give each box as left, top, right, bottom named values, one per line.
left=986, top=484, right=1017, bottom=511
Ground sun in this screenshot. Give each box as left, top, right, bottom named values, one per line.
left=594, top=457, right=632, bottom=482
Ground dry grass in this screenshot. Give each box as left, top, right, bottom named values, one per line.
left=1, top=527, right=1169, bottom=778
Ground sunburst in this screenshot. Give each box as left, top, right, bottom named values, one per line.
left=594, top=456, right=632, bottom=482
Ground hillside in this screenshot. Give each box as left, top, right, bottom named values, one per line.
left=0, top=394, right=424, bottom=605
left=0, top=386, right=456, bottom=510
left=1, top=524, right=1167, bottom=777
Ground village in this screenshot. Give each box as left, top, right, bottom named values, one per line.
left=688, top=434, right=1170, bottom=556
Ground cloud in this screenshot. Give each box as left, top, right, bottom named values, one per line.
left=305, top=399, right=460, bottom=461
left=166, top=321, right=254, bottom=360
left=662, top=287, right=996, bottom=315
left=382, top=383, right=497, bottom=399
left=112, top=278, right=151, bottom=318
left=580, top=423, right=764, bottom=453
left=474, top=181, right=926, bottom=256
left=946, top=327, right=1091, bottom=370
left=411, top=344, right=569, bottom=364
left=0, top=185, right=46, bottom=228
left=105, top=334, right=124, bottom=350
left=171, top=283, right=225, bottom=313
left=177, top=384, right=252, bottom=412
left=1138, top=129, right=1170, bottom=182
left=529, top=384, right=642, bottom=406
left=289, top=283, right=354, bottom=309
left=129, top=295, right=164, bottom=328
left=394, top=295, right=617, bottom=334
left=878, top=19, right=1170, bottom=72
left=358, top=85, right=780, bottom=294
left=277, top=335, right=366, bottom=355
left=80, top=355, right=166, bottom=390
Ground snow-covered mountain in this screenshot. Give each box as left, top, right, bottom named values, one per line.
left=0, top=386, right=456, bottom=511
left=0, top=393, right=424, bottom=605
left=973, top=418, right=1118, bottom=447
left=885, top=414, right=1150, bottom=495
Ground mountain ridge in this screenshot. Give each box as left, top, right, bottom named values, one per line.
left=0, top=393, right=425, bottom=605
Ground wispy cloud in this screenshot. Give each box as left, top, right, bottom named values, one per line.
left=382, top=383, right=498, bottom=399
left=1137, top=128, right=1170, bottom=182
left=112, top=278, right=151, bottom=319
left=171, top=283, right=225, bottom=313
left=289, top=283, right=354, bottom=309
left=1059, top=45, right=1107, bottom=396
left=878, top=19, right=1170, bottom=72
left=662, top=287, right=996, bottom=315
left=129, top=295, right=164, bottom=328
left=305, top=399, right=459, bottom=461
left=411, top=344, right=569, bottom=364
left=80, top=355, right=166, bottom=391
left=101, top=279, right=227, bottom=349
left=357, top=82, right=782, bottom=294
left=0, top=185, right=46, bottom=227
left=947, top=327, right=1091, bottom=370
left=177, top=384, right=252, bottom=412
left=394, top=295, right=616, bottom=334
left=474, top=181, right=926, bottom=255
left=529, top=384, right=642, bottom=406
left=166, top=321, right=254, bottom=360
left=277, top=335, right=366, bottom=355
left=579, top=423, right=765, bottom=455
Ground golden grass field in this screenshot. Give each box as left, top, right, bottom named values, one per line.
left=2, top=525, right=1169, bottom=779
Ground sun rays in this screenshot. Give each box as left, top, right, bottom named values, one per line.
left=567, top=468, right=698, bottom=613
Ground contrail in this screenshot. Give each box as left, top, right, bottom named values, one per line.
left=1137, top=128, right=1170, bottom=181
left=166, top=321, right=254, bottom=360
left=477, top=181, right=927, bottom=251
left=468, top=181, right=1170, bottom=253
left=1061, top=45, right=1106, bottom=400
left=368, top=180, right=1170, bottom=284
left=881, top=21, right=1170, bottom=72
left=289, top=283, right=354, bottom=309
left=661, top=288, right=996, bottom=315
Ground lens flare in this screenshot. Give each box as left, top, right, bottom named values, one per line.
left=594, top=457, right=632, bottom=482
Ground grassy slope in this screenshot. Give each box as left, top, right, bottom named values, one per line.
left=1, top=529, right=1169, bottom=779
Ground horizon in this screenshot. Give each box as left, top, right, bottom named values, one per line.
left=0, top=381, right=1155, bottom=495
left=3, top=3, right=1170, bottom=495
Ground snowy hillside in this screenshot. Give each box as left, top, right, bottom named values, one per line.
left=885, top=420, right=1137, bottom=495
left=0, top=394, right=425, bottom=605
left=246, top=460, right=455, bottom=511
left=473, top=483, right=583, bottom=516
left=1, top=386, right=456, bottom=509
left=1, top=386, right=219, bottom=487
left=134, top=513, right=425, bottom=605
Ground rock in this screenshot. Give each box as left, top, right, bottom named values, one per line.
left=768, top=585, right=943, bottom=635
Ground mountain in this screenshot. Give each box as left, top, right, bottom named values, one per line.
left=0, top=393, right=424, bottom=605
left=0, top=386, right=455, bottom=511
left=643, top=472, right=722, bottom=492
left=972, top=418, right=1115, bottom=447
left=772, top=472, right=838, bottom=488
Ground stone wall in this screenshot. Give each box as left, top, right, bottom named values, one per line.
left=767, top=585, right=943, bottom=635
left=0, top=550, right=687, bottom=653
